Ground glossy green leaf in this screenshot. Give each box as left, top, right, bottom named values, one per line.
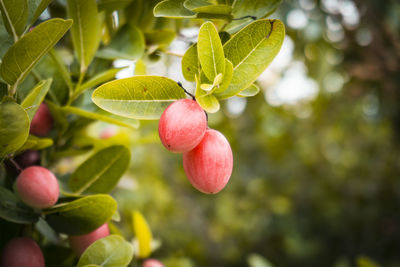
left=31, top=0, right=53, bottom=24
left=181, top=43, right=198, bottom=82
left=49, top=49, right=74, bottom=93
left=98, top=0, right=133, bottom=11
left=214, top=58, right=233, bottom=95
left=0, top=186, right=39, bottom=224
left=18, top=135, right=53, bottom=151
left=76, top=68, right=126, bottom=96
left=0, top=0, right=28, bottom=37
left=195, top=75, right=220, bottom=113
left=0, top=21, right=13, bottom=59
left=0, top=101, right=29, bottom=157
left=183, top=0, right=211, bottom=10
left=97, top=25, right=144, bottom=61
left=192, top=4, right=232, bottom=15
left=154, top=0, right=195, bottom=18
left=67, top=0, right=101, bottom=72
left=0, top=18, right=72, bottom=87
left=219, top=19, right=284, bottom=99
left=69, top=145, right=130, bottom=194
left=132, top=211, right=152, bottom=258
left=198, top=22, right=225, bottom=82
left=92, top=76, right=186, bottom=120
left=45, top=194, right=117, bottom=235
left=237, top=83, right=260, bottom=97
left=77, top=235, right=134, bottom=267
left=219, top=31, right=231, bottom=44
left=21, top=79, right=52, bottom=120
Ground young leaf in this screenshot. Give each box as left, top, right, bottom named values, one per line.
left=198, top=21, right=225, bottom=81
left=195, top=75, right=220, bottom=113
left=132, top=211, right=152, bottom=258
left=0, top=0, right=28, bottom=38
left=181, top=43, right=198, bottom=82
left=97, top=25, right=144, bottom=61
left=21, top=79, right=52, bottom=120
left=69, top=145, right=131, bottom=194
left=45, top=194, right=117, bottom=235
left=214, top=59, right=233, bottom=95
left=61, top=106, right=139, bottom=129
left=219, top=19, right=284, bottom=99
left=31, top=0, right=53, bottom=24
left=237, top=83, right=260, bottom=97
left=0, top=18, right=72, bottom=88
left=67, top=0, right=101, bottom=72
left=0, top=101, right=30, bottom=157
left=92, top=76, right=186, bottom=120
left=0, top=186, right=39, bottom=224
left=154, top=0, right=195, bottom=18
left=77, top=235, right=134, bottom=267
left=18, top=135, right=53, bottom=151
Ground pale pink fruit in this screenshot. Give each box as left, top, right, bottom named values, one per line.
left=158, top=99, right=207, bottom=153
left=183, top=129, right=233, bottom=194
left=0, top=237, right=45, bottom=267
left=16, top=166, right=59, bottom=209
left=68, top=223, right=110, bottom=256
left=143, top=259, right=165, bottom=267
left=30, top=103, right=53, bottom=136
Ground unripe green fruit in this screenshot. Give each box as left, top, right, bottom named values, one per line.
left=0, top=237, right=45, bottom=267
left=16, top=166, right=59, bottom=209
left=30, top=103, right=53, bottom=136
left=183, top=129, right=233, bottom=194
left=68, top=223, right=110, bottom=256
left=158, top=99, right=207, bottom=153
left=143, top=259, right=165, bottom=267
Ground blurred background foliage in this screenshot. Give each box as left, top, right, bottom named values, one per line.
left=93, top=0, right=400, bottom=266
left=4, top=0, right=399, bottom=266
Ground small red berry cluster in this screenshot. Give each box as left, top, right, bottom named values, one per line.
left=158, top=99, right=233, bottom=194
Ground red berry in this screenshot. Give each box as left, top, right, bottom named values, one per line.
left=30, top=103, right=53, bottom=136
left=158, top=99, right=207, bottom=153
left=68, top=223, right=110, bottom=256
left=0, top=237, right=45, bottom=267
left=183, top=129, right=233, bottom=194
left=16, top=166, right=59, bottom=209
left=143, top=259, right=165, bottom=267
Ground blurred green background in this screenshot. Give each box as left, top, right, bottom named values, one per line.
left=69, top=0, right=400, bottom=266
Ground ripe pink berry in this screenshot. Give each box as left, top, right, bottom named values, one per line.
left=143, top=259, right=165, bottom=267
left=158, top=99, right=207, bottom=153
left=68, top=223, right=110, bottom=256
left=183, top=129, right=233, bottom=194
left=30, top=103, right=53, bottom=136
left=0, top=237, right=45, bottom=267
left=16, top=166, right=59, bottom=209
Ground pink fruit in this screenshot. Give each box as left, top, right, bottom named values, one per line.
left=143, top=259, right=165, bottom=267
left=183, top=129, right=233, bottom=194
left=68, top=223, right=110, bottom=256
left=16, top=166, right=59, bottom=209
left=30, top=103, right=53, bottom=136
left=100, top=128, right=116, bottom=139
left=158, top=99, right=207, bottom=153
left=0, top=237, right=45, bottom=267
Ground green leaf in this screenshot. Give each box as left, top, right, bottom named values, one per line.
left=198, top=22, right=225, bottom=82
left=69, top=145, right=131, bottom=194
left=183, top=0, right=211, bottom=10
left=154, top=0, right=195, bottom=18
left=97, top=25, right=144, bottom=61
left=21, top=79, right=52, bottom=120
left=92, top=76, right=186, bottom=120
left=67, top=0, right=101, bottom=72
left=0, top=18, right=73, bottom=87
left=144, top=29, right=176, bottom=47
left=46, top=100, right=68, bottom=134
left=195, top=75, right=220, bottom=113
left=219, top=19, right=284, bottom=99
left=0, top=101, right=29, bottom=157
left=132, top=211, right=152, bottom=258
left=77, top=235, right=134, bottom=267
left=214, top=58, right=233, bottom=94
left=181, top=43, right=198, bottom=82
left=98, top=0, right=134, bottom=11
left=0, top=186, right=39, bottom=224
left=76, top=68, right=126, bottom=96
left=237, top=83, right=260, bottom=97
left=31, top=0, right=53, bottom=24
left=61, top=106, right=139, bottom=129
left=18, top=135, right=53, bottom=151
left=45, top=194, right=117, bottom=235
left=192, top=4, right=232, bottom=15
left=0, top=21, right=13, bottom=59
left=0, top=0, right=28, bottom=37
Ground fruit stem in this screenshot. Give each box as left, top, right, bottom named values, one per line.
left=232, top=15, right=257, bottom=21
left=177, top=82, right=195, bottom=100
left=9, top=158, right=22, bottom=172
